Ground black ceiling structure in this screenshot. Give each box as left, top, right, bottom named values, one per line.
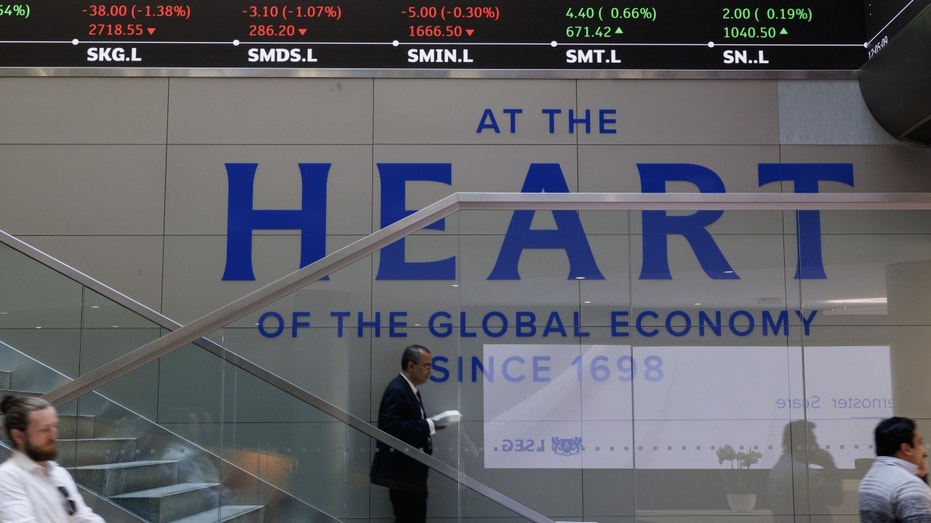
left=859, top=0, right=931, bottom=146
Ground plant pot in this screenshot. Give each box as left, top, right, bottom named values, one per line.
left=727, top=493, right=757, bottom=512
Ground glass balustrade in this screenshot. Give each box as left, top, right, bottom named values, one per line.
left=1, top=201, right=930, bottom=522
left=0, top=227, right=541, bottom=522
left=0, top=339, right=328, bottom=521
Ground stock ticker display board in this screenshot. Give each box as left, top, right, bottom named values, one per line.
left=0, top=0, right=871, bottom=71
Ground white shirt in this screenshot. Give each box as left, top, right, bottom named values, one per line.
left=0, top=451, right=106, bottom=523
left=399, top=373, right=436, bottom=435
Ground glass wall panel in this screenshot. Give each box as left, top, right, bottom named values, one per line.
left=5, top=205, right=931, bottom=523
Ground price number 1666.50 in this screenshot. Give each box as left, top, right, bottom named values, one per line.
left=570, top=354, right=664, bottom=382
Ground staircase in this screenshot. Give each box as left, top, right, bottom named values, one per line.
left=1, top=368, right=265, bottom=523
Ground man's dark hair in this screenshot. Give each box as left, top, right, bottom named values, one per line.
left=401, top=344, right=430, bottom=370
left=782, top=420, right=817, bottom=449
left=1, top=394, right=52, bottom=443
left=875, top=416, right=917, bottom=457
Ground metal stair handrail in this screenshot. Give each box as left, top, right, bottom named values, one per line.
left=32, top=190, right=931, bottom=523
left=0, top=339, right=319, bottom=520
left=43, top=191, right=931, bottom=406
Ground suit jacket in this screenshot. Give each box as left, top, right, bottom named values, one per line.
left=370, top=374, right=432, bottom=490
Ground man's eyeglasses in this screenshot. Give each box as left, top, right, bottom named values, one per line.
left=57, top=486, right=76, bottom=516
left=413, top=362, right=432, bottom=370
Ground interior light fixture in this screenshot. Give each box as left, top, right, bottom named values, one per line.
left=823, top=297, right=887, bottom=305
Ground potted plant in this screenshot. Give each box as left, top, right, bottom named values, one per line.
left=715, top=444, right=763, bottom=511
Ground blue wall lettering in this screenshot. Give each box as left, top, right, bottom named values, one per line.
left=698, top=310, right=722, bottom=336
left=223, top=161, right=852, bottom=283
left=293, top=311, right=311, bottom=337
left=476, top=108, right=523, bottom=133
left=637, top=310, right=660, bottom=337
left=795, top=309, right=818, bottom=335
left=516, top=311, right=536, bottom=337
left=256, top=307, right=819, bottom=342
left=431, top=355, right=451, bottom=381
left=463, top=355, right=494, bottom=382
left=666, top=310, right=691, bottom=337
left=358, top=311, right=381, bottom=337
left=488, top=163, right=605, bottom=280
left=639, top=163, right=738, bottom=280
left=389, top=311, right=408, bottom=337
left=483, top=311, right=509, bottom=337
left=375, top=163, right=456, bottom=280
left=730, top=310, right=755, bottom=336
left=762, top=310, right=789, bottom=335
left=503, top=356, right=526, bottom=382
left=258, top=311, right=285, bottom=338
left=611, top=311, right=630, bottom=337
left=599, top=109, right=617, bottom=134
left=758, top=163, right=854, bottom=279
left=543, top=311, right=567, bottom=337
left=223, top=163, right=329, bottom=281
left=540, top=109, right=617, bottom=134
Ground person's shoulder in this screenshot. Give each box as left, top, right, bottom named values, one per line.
left=384, top=374, right=407, bottom=389
left=900, top=475, right=931, bottom=495
left=377, top=374, right=403, bottom=397
left=0, top=454, right=20, bottom=477
left=0, top=451, right=25, bottom=468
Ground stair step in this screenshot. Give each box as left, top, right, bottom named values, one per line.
left=59, top=437, right=138, bottom=466
left=72, top=460, right=180, bottom=496
left=113, top=482, right=217, bottom=498
left=171, top=505, right=264, bottom=523
left=0, top=373, right=268, bottom=522
left=112, top=482, right=221, bottom=523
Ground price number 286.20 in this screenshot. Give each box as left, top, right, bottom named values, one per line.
left=570, top=354, right=664, bottom=382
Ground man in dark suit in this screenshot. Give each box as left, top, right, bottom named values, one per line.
left=371, top=344, right=444, bottom=523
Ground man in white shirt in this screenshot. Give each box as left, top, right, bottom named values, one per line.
left=0, top=394, right=106, bottom=522
left=858, top=416, right=931, bottom=523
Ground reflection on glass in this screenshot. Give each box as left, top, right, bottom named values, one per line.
left=6, top=205, right=931, bottom=523
left=765, top=420, right=842, bottom=514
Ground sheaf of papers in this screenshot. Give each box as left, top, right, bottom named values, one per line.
left=434, top=410, right=462, bottom=425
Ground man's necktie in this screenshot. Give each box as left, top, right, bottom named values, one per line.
left=417, top=390, right=432, bottom=453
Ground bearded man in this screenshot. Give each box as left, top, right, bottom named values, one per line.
left=0, top=394, right=106, bottom=522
